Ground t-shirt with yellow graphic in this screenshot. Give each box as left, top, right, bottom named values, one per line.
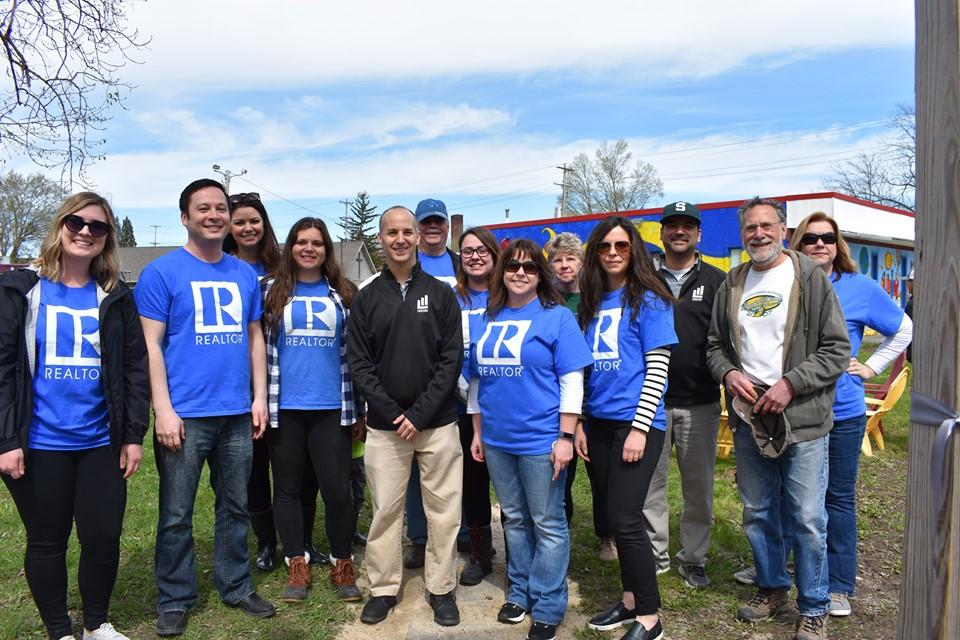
left=738, top=259, right=794, bottom=385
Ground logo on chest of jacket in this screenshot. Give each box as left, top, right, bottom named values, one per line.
left=692, top=285, right=705, bottom=302
left=417, top=294, right=429, bottom=313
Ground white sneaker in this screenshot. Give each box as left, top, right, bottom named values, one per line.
left=733, top=566, right=757, bottom=585
left=83, top=622, right=130, bottom=640
left=829, top=592, right=852, bottom=617
left=58, top=635, right=76, bottom=640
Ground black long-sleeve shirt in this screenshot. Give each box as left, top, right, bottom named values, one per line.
left=347, top=263, right=462, bottom=431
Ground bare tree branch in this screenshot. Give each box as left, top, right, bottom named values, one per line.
left=563, top=138, right=663, bottom=216
left=0, top=1, right=149, bottom=185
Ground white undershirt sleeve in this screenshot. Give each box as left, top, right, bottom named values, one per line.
left=559, top=370, right=585, bottom=415
left=466, top=377, right=480, bottom=415
left=864, top=314, right=913, bottom=375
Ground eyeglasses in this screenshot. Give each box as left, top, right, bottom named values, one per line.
left=228, top=192, right=261, bottom=207
left=800, top=232, right=837, bottom=246
left=504, top=259, right=540, bottom=275
left=63, top=214, right=111, bottom=238
left=597, top=240, right=631, bottom=255
left=461, top=246, right=490, bottom=258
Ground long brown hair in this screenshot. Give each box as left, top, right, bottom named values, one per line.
left=263, top=217, right=357, bottom=328
left=34, top=192, right=121, bottom=291
left=224, top=196, right=281, bottom=274
left=579, top=216, right=672, bottom=328
left=486, top=239, right=562, bottom=319
left=455, top=227, right=501, bottom=307
left=790, top=211, right=857, bottom=278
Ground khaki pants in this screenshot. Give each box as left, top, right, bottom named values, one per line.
left=364, top=422, right=463, bottom=596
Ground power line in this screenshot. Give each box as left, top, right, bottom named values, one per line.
left=233, top=175, right=341, bottom=225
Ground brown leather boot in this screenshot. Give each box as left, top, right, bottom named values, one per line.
left=331, top=558, right=363, bottom=602
left=281, top=556, right=311, bottom=602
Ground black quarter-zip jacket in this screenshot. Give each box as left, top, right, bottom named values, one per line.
left=347, top=263, right=462, bottom=431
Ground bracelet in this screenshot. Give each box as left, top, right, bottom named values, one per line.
left=559, top=431, right=575, bottom=441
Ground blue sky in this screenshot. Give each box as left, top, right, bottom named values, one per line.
left=14, top=0, right=914, bottom=246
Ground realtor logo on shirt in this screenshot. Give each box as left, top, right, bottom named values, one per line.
left=591, top=308, right=621, bottom=360
left=191, top=281, right=243, bottom=334
left=477, top=320, right=531, bottom=366
left=45, top=306, right=101, bottom=366
left=285, top=296, right=336, bottom=337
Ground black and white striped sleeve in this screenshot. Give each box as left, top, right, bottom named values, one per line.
left=631, top=347, right=671, bottom=432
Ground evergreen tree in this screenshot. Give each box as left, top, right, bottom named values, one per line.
left=344, top=191, right=382, bottom=268
left=118, top=216, right=136, bottom=247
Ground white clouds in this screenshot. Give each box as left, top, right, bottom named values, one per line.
left=126, top=1, right=912, bottom=92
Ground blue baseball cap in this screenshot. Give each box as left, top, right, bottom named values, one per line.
left=415, top=198, right=449, bottom=223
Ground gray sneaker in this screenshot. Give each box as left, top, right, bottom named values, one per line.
left=828, top=592, right=851, bottom=617
left=678, top=564, right=710, bottom=588
left=794, top=612, right=828, bottom=640
left=736, top=587, right=789, bottom=622
left=733, top=566, right=756, bottom=585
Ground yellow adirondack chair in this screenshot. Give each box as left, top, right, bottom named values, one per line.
left=717, top=386, right=734, bottom=459
left=861, top=366, right=910, bottom=457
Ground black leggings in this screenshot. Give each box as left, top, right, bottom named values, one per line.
left=587, top=419, right=665, bottom=615
left=458, top=414, right=492, bottom=528
left=247, top=437, right=320, bottom=547
left=268, top=410, right=353, bottom=559
left=2, top=446, right=126, bottom=639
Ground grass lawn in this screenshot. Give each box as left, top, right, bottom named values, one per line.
left=0, top=344, right=909, bottom=639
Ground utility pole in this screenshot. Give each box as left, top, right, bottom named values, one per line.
left=151, top=225, right=161, bottom=247
left=339, top=198, right=352, bottom=267
left=554, top=164, right=573, bottom=217
left=212, top=164, right=247, bottom=193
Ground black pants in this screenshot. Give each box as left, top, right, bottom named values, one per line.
left=350, top=456, right=366, bottom=535
left=458, top=414, right=492, bottom=528
left=248, top=435, right=320, bottom=547
left=587, top=419, right=665, bottom=615
left=268, top=410, right=352, bottom=559
left=2, top=446, right=126, bottom=639
left=564, top=457, right=577, bottom=524
left=583, top=456, right=612, bottom=538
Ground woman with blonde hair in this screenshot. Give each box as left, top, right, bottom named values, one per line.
left=0, top=192, right=149, bottom=640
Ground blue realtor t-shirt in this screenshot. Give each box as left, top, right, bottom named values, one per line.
left=832, top=272, right=904, bottom=420
left=458, top=289, right=488, bottom=414
left=584, top=289, right=677, bottom=430
left=134, top=248, right=262, bottom=417
left=30, top=278, right=110, bottom=450
left=419, top=251, right=458, bottom=289
left=469, top=299, right=593, bottom=455
left=278, top=279, right=343, bottom=410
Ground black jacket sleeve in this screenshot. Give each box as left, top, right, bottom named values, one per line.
left=119, top=292, right=150, bottom=445
left=404, top=284, right=463, bottom=429
left=347, top=289, right=404, bottom=425
left=0, top=285, right=23, bottom=454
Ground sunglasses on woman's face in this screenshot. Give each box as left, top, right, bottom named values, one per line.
left=800, top=232, right=837, bottom=246
left=228, top=192, right=261, bottom=207
left=504, top=259, right=540, bottom=275
left=63, top=214, right=111, bottom=238
left=597, top=240, right=631, bottom=255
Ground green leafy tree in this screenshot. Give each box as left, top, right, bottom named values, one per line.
left=0, top=170, right=68, bottom=261
left=344, top=191, right=382, bottom=268
left=119, top=215, right=136, bottom=247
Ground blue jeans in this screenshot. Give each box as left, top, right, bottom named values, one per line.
left=733, top=420, right=829, bottom=616
left=484, top=445, right=568, bottom=625
left=155, top=414, right=255, bottom=613
left=826, top=414, right=867, bottom=595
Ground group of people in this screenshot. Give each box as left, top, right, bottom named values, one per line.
left=0, top=182, right=911, bottom=640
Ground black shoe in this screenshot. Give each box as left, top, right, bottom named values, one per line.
left=497, top=602, right=527, bottom=624
left=456, top=536, right=471, bottom=553
left=460, top=526, right=494, bottom=586
left=403, top=543, right=426, bottom=569
left=360, top=595, right=397, bottom=624
left=227, top=592, right=276, bottom=618
left=620, top=619, right=664, bottom=640
left=428, top=591, right=460, bottom=626
left=155, top=610, right=188, bottom=637
left=526, top=620, right=557, bottom=640
left=352, top=531, right=368, bottom=547
left=304, top=541, right=331, bottom=566
left=588, top=601, right=637, bottom=631
left=254, top=543, right=277, bottom=572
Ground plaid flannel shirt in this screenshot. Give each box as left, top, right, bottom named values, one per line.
left=261, top=277, right=356, bottom=428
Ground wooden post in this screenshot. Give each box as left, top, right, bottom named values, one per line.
left=897, top=1, right=960, bottom=637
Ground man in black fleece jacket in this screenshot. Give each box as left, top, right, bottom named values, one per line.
left=348, top=206, right=464, bottom=627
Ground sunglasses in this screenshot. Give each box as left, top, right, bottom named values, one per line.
left=228, top=192, right=261, bottom=207
left=597, top=240, right=631, bottom=254
left=800, top=232, right=837, bottom=246
left=63, top=214, right=111, bottom=238
left=461, top=246, right=490, bottom=258
left=504, top=259, right=540, bottom=275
